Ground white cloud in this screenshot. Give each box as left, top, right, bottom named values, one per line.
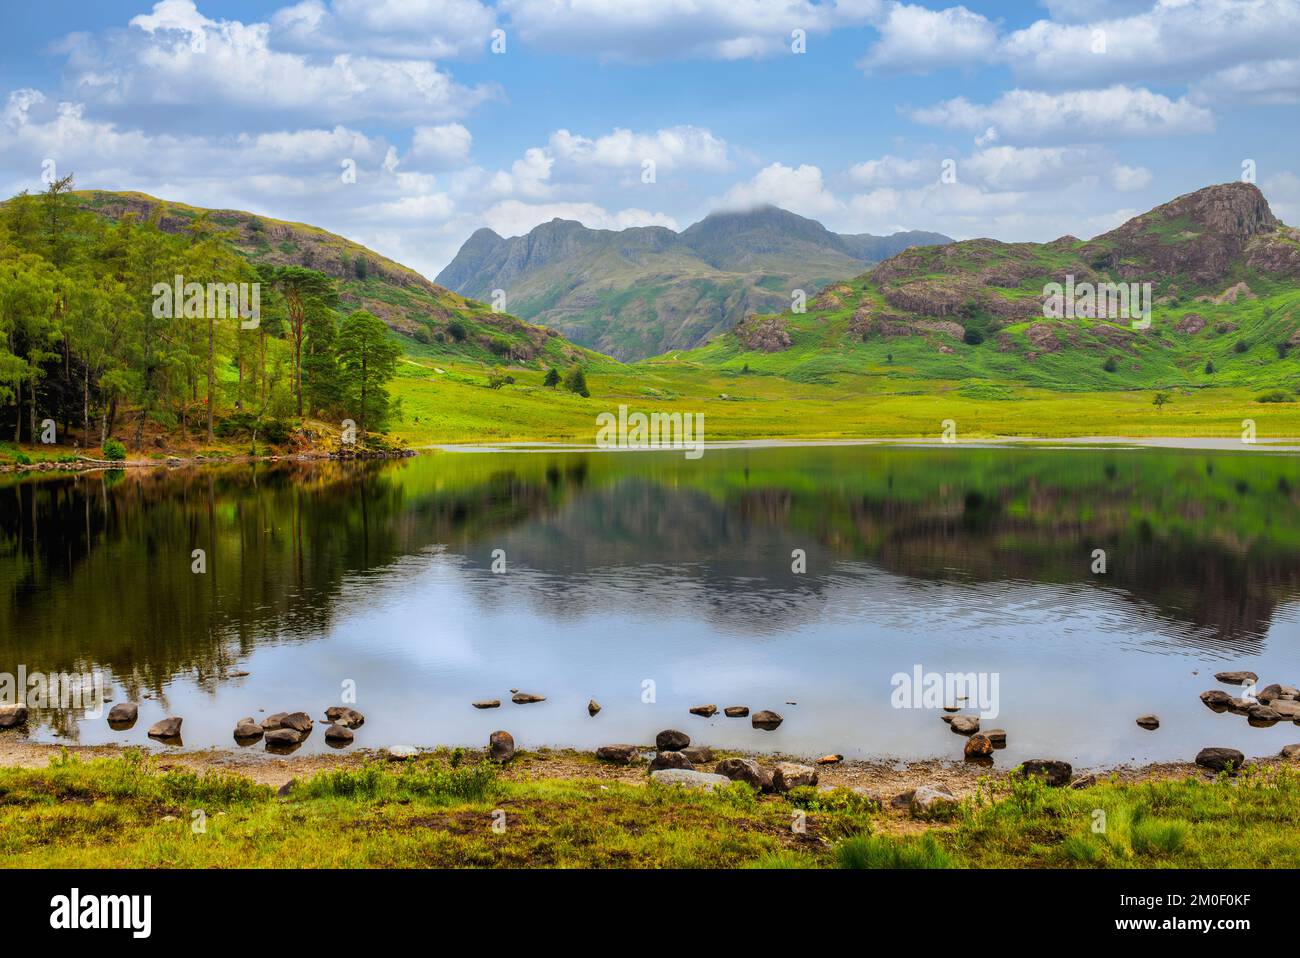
left=410, top=123, right=473, bottom=166
left=848, top=153, right=937, bottom=186
left=272, top=0, right=497, bottom=58
left=61, top=0, right=497, bottom=126
left=1000, top=0, right=1300, bottom=87
left=1191, top=57, right=1300, bottom=105
left=1109, top=163, right=1152, bottom=192
left=717, top=162, right=842, bottom=217
left=857, top=2, right=999, bottom=75
left=908, top=85, right=1214, bottom=142
left=547, top=126, right=731, bottom=172
left=499, top=0, right=881, bottom=61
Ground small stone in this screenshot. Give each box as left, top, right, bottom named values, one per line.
left=682, top=746, right=713, bottom=765
left=1247, top=705, right=1281, bottom=726
left=472, top=700, right=501, bottom=709
left=1215, top=670, right=1259, bottom=685
left=649, top=751, right=694, bottom=772
left=324, top=724, right=354, bottom=745
left=910, top=785, right=957, bottom=818
left=1195, top=747, right=1246, bottom=772
left=714, top=758, right=773, bottom=792
left=983, top=728, right=1007, bottom=747
left=723, top=706, right=749, bottom=718
left=489, top=730, right=515, bottom=762
left=0, top=704, right=29, bottom=729
left=1200, top=689, right=1232, bottom=712
left=964, top=733, right=994, bottom=759
left=233, top=722, right=263, bottom=743
left=1019, top=759, right=1072, bottom=787
left=1069, top=773, right=1099, bottom=790
left=386, top=745, right=418, bottom=761
left=1136, top=714, right=1160, bottom=730
left=511, top=692, right=545, bottom=704
left=1266, top=699, right=1300, bottom=720
left=595, top=744, right=640, bottom=764
left=147, top=716, right=183, bottom=739
left=815, top=754, right=843, bottom=765
left=1279, top=744, right=1300, bottom=760
left=587, top=699, right=601, bottom=716
left=689, top=705, right=717, bottom=717
left=771, top=762, right=818, bottom=792
left=949, top=715, right=980, bottom=735
left=655, top=729, right=690, bottom=751
left=264, top=727, right=302, bottom=746
left=261, top=712, right=289, bottom=730
left=279, top=711, right=313, bottom=733
left=1227, top=698, right=1254, bottom=715
left=107, top=703, right=138, bottom=725
left=751, top=710, right=783, bottom=731
left=649, top=769, right=732, bottom=791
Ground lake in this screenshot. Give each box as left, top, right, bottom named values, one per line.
left=3, top=444, right=1299, bottom=767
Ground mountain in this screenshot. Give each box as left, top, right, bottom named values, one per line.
left=436, top=205, right=950, bottom=361
left=74, top=190, right=596, bottom=369
left=677, top=183, right=1300, bottom=392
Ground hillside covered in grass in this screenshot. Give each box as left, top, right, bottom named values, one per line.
left=675, top=183, right=1300, bottom=395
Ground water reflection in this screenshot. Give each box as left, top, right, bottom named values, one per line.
left=1, top=445, right=1298, bottom=758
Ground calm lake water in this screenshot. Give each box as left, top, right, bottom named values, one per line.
left=3, top=445, right=1300, bottom=767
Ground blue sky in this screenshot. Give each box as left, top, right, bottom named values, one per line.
left=1, top=0, right=1297, bottom=278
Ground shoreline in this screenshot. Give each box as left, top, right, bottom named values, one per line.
left=0, top=738, right=1271, bottom=795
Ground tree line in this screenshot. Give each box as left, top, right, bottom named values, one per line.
left=0, top=177, right=401, bottom=453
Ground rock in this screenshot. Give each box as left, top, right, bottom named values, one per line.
left=595, top=744, right=641, bottom=764
left=233, top=722, right=264, bottom=743
left=587, top=699, right=601, bottom=716
left=723, top=706, right=749, bottom=718
left=649, top=769, right=732, bottom=791
left=324, top=724, right=354, bottom=746
left=1069, top=774, right=1099, bottom=790
left=649, top=751, right=694, bottom=772
left=489, top=730, right=515, bottom=763
left=682, top=746, right=713, bottom=765
left=1227, top=698, right=1254, bottom=715
left=1266, top=699, right=1300, bottom=720
left=1200, top=689, right=1233, bottom=712
left=280, top=711, right=313, bottom=733
left=147, top=716, right=183, bottom=739
left=909, top=786, right=958, bottom=818
left=1280, top=744, right=1300, bottom=760
left=983, top=728, right=1007, bottom=746
left=324, top=707, right=364, bottom=728
left=386, top=745, right=418, bottom=761
left=815, top=754, right=843, bottom=765
left=1195, top=747, right=1245, bottom=772
left=751, top=710, right=783, bottom=731
left=107, top=703, right=138, bottom=725
left=1136, top=714, right=1160, bottom=730
left=714, top=758, right=773, bottom=791
left=511, top=692, right=545, bottom=704
left=264, top=727, right=302, bottom=746
left=655, top=729, right=690, bottom=751
left=689, top=705, right=717, bottom=717
left=949, top=715, right=980, bottom=735
left=1019, top=759, right=1072, bottom=787
left=0, top=704, right=30, bottom=728
left=1215, top=670, right=1259, bottom=685
left=964, top=733, right=994, bottom=759
left=261, top=712, right=288, bottom=730
left=771, top=762, right=818, bottom=792
left=942, top=705, right=961, bottom=713
left=1247, top=705, right=1281, bottom=726
left=472, top=700, right=501, bottom=709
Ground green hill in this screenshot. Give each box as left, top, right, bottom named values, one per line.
left=673, top=183, right=1300, bottom=395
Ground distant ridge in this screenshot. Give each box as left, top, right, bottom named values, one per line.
left=437, top=205, right=950, bottom=360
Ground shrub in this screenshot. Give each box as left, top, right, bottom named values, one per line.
left=447, top=320, right=467, bottom=342
left=102, top=439, right=127, bottom=461
left=564, top=366, right=590, bottom=398
left=1256, top=390, right=1295, bottom=403
left=1234, top=340, right=1249, bottom=353
left=543, top=367, right=560, bottom=387
left=963, top=327, right=985, bottom=345
left=1102, top=356, right=1119, bottom=373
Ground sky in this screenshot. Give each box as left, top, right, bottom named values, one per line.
left=0, top=0, right=1297, bottom=279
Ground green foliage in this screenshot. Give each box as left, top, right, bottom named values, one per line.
left=835, top=833, right=954, bottom=869
left=1256, top=390, right=1295, bottom=403
left=102, top=438, right=126, bottom=461
left=543, top=366, right=560, bottom=387
left=563, top=366, right=590, bottom=397
left=334, top=309, right=402, bottom=434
